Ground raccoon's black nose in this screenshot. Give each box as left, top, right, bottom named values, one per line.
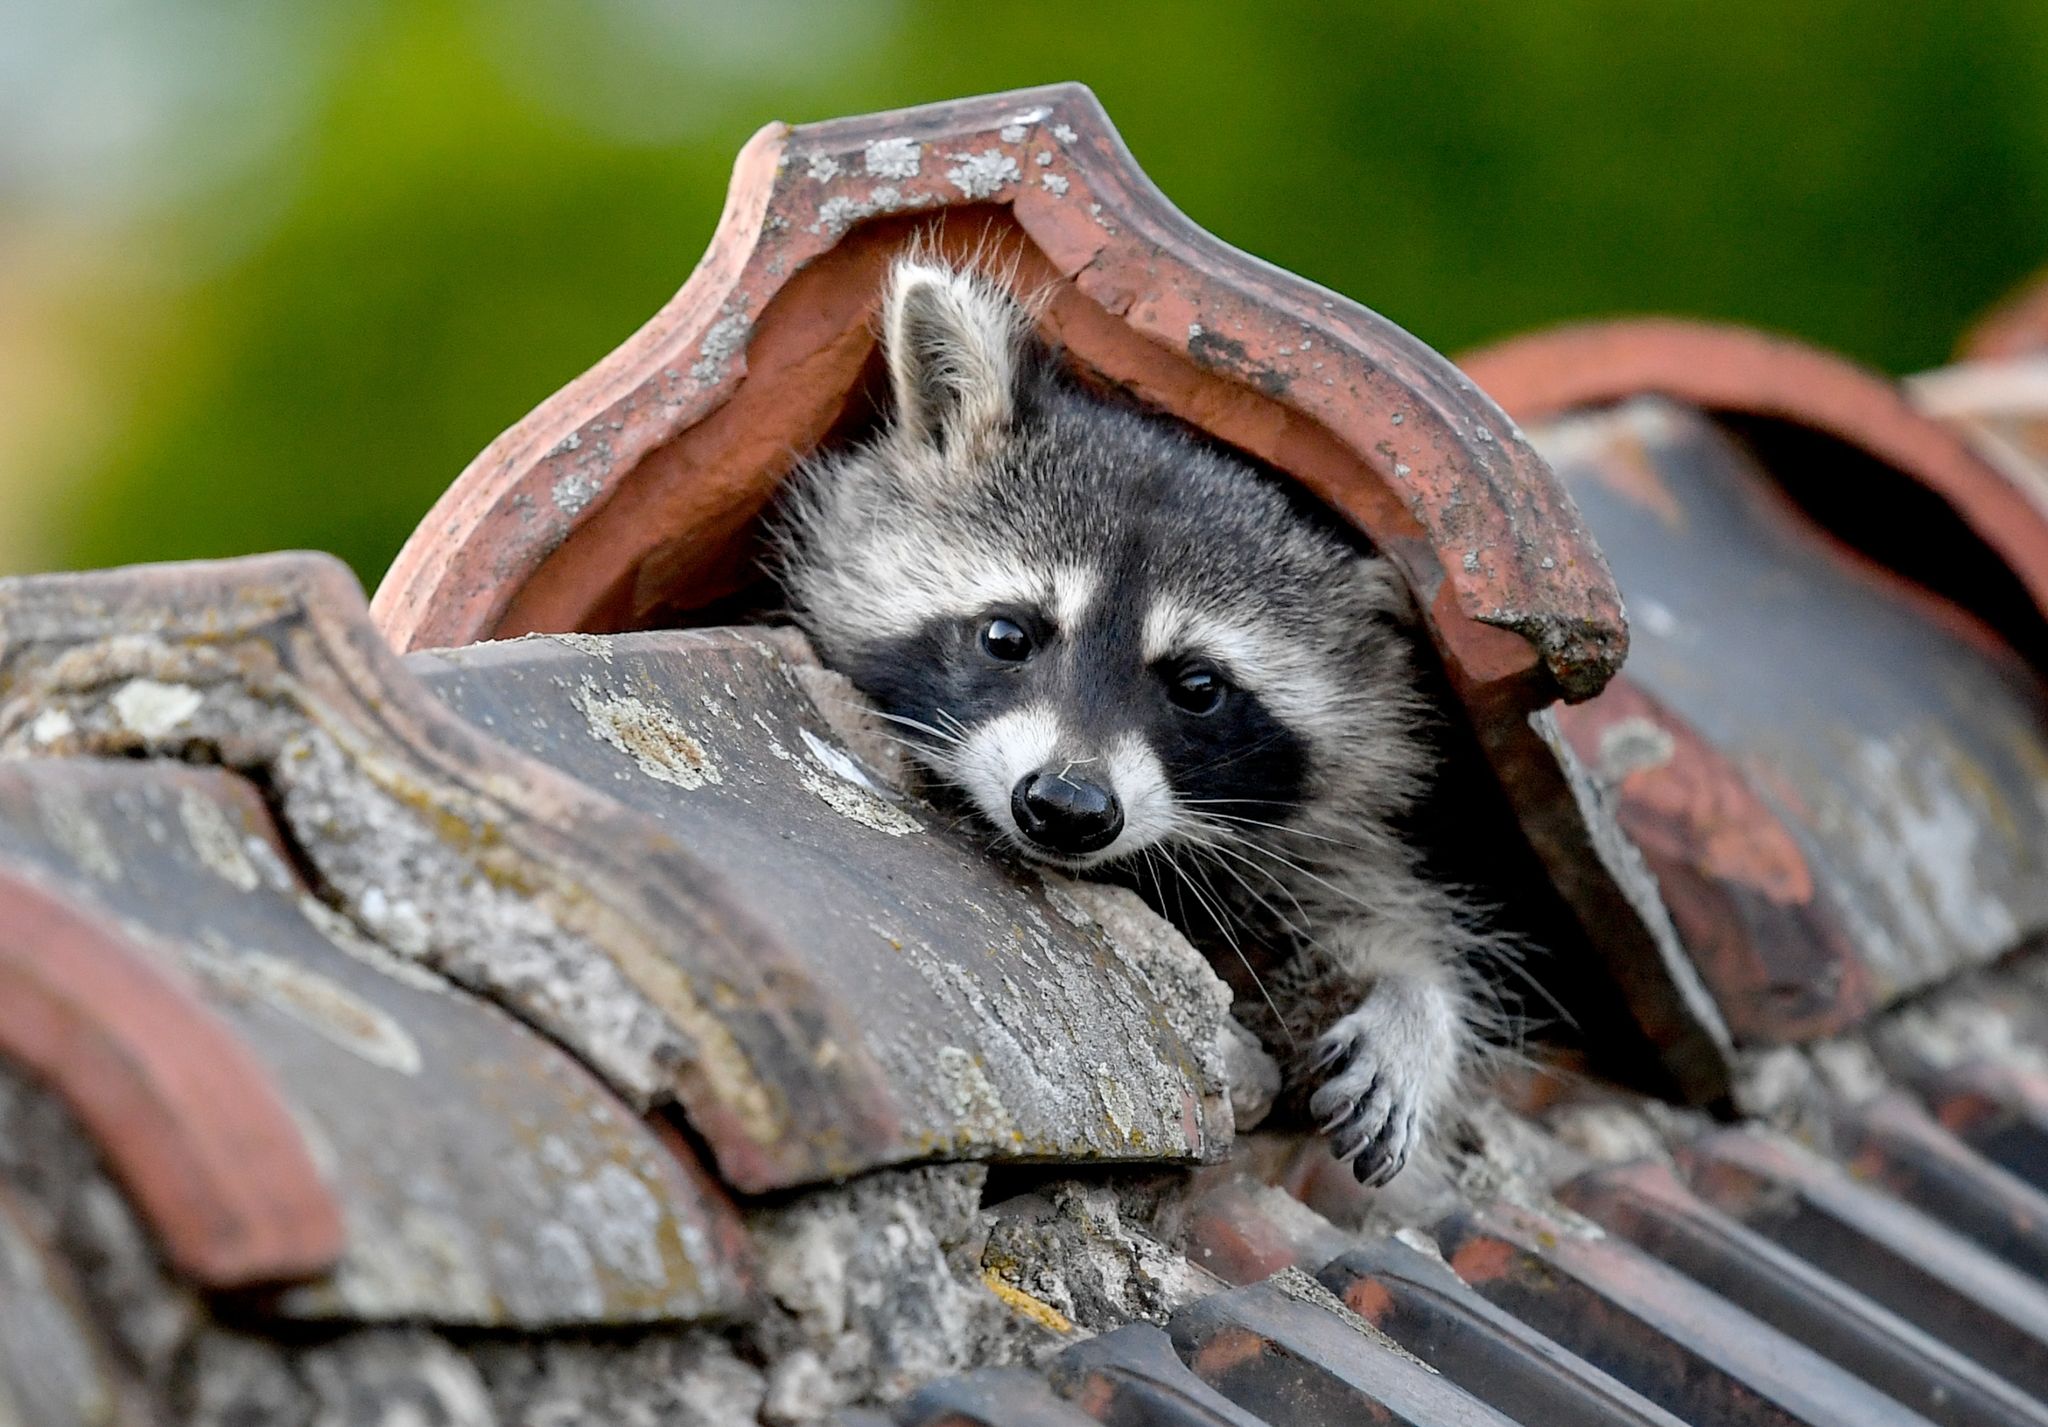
left=1012, top=772, right=1124, bottom=856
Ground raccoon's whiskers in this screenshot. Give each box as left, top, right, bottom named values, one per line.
left=1460, top=933, right=1570, bottom=1041
left=1160, top=846, right=1293, bottom=1047
left=1180, top=803, right=1378, bottom=854
left=1172, top=823, right=1313, bottom=942
left=1189, top=819, right=1321, bottom=885
left=868, top=730, right=930, bottom=754
left=1197, top=820, right=1563, bottom=1045
left=1193, top=821, right=1416, bottom=934
left=861, top=707, right=966, bottom=747
left=1175, top=730, right=1295, bottom=781
left=867, top=730, right=960, bottom=773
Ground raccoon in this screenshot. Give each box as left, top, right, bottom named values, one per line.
left=774, top=256, right=1493, bottom=1185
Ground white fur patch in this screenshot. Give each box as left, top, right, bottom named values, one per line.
left=955, top=702, right=1064, bottom=844
left=1101, top=732, right=1176, bottom=859
left=1049, top=566, right=1098, bottom=630
left=836, top=541, right=1097, bottom=641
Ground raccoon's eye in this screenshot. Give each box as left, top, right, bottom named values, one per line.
left=979, top=616, right=1034, bottom=662
left=1168, top=663, right=1227, bottom=715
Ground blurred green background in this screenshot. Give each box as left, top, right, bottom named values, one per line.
left=5, top=0, right=2045, bottom=588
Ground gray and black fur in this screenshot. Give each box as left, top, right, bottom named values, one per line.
left=774, top=257, right=1493, bottom=1185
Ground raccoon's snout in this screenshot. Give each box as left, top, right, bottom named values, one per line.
left=1011, top=771, right=1124, bottom=856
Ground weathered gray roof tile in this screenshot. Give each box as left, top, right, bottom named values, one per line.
left=410, top=628, right=1241, bottom=1179
left=0, top=758, right=753, bottom=1328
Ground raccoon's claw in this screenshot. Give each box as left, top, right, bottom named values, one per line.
left=1309, top=1054, right=1416, bottom=1187
left=1308, top=990, right=1455, bottom=1188
left=1307, top=1032, right=1353, bottom=1077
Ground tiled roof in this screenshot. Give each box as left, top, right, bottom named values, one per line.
left=8, top=85, right=2048, bottom=1426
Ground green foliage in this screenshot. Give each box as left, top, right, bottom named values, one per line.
left=43, top=0, right=2048, bottom=585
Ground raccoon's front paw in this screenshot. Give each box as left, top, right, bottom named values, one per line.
left=1306, top=983, right=1458, bottom=1187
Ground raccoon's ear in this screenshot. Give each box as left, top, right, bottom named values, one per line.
left=881, top=259, right=1029, bottom=460
left=1354, top=554, right=1421, bottom=627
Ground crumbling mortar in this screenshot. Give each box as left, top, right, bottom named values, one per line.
left=739, top=1162, right=1057, bottom=1423
left=978, top=1178, right=1223, bottom=1337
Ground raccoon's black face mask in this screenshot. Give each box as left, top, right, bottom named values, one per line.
left=842, top=585, right=1312, bottom=865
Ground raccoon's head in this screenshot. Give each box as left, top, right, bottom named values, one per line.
left=777, top=258, right=1428, bottom=870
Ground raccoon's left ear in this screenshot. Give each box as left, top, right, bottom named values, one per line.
left=881, top=259, right=1030, bottom=461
